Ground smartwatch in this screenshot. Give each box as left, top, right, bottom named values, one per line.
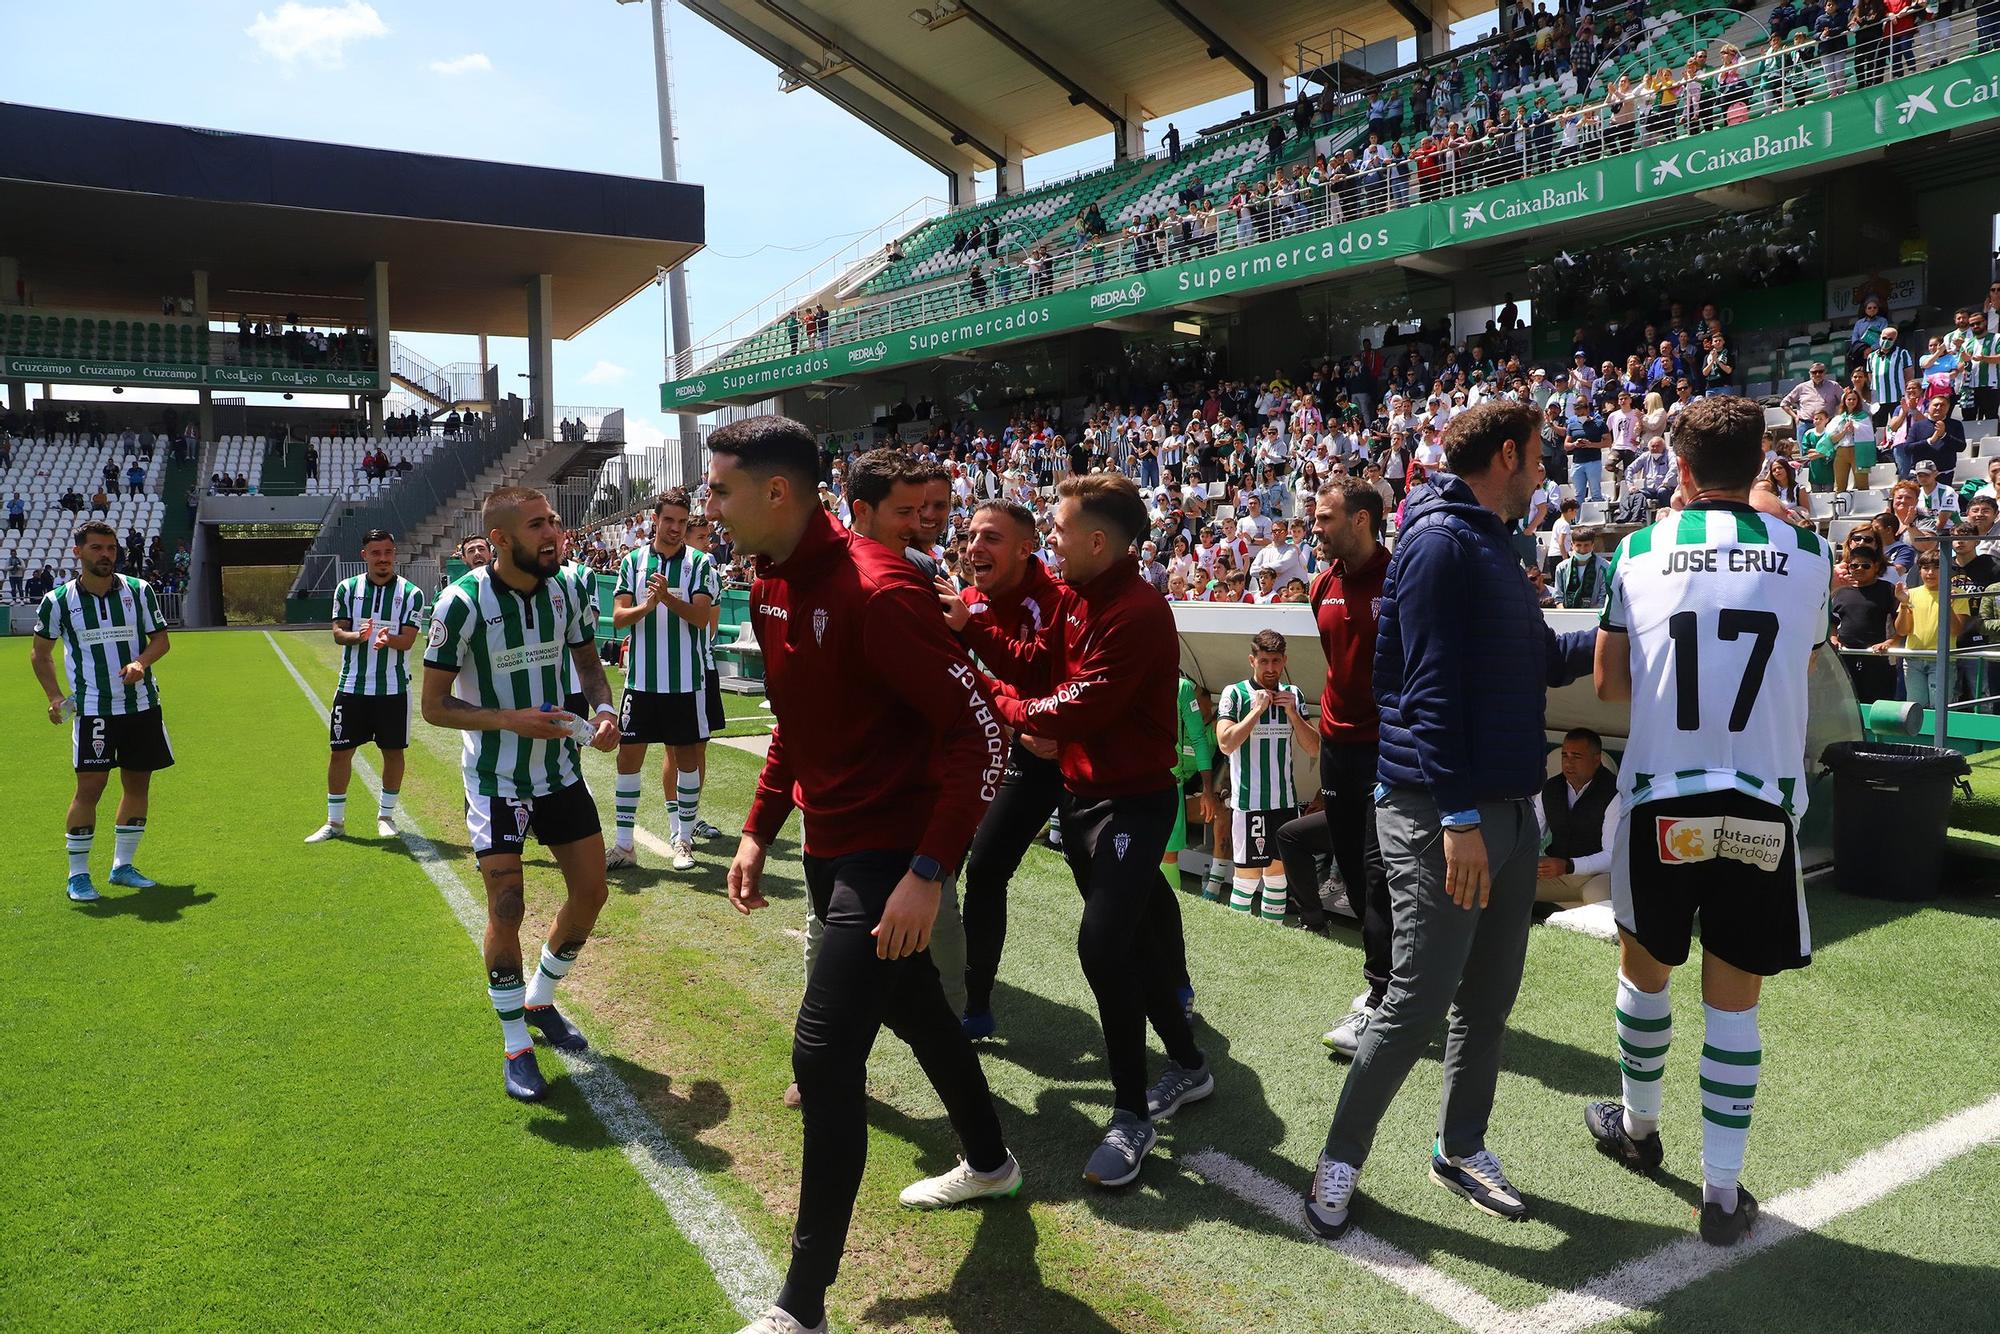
left=909, top=854, right=946, bottom=883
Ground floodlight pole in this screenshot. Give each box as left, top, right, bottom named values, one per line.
left=644, top=0, right=700, bottom=462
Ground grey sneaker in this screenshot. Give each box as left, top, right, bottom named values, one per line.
left=1321, top=1008, right=1373, bottom=1059
left=1304, top=1154, right=1360, bottom=1239
left=1145, top=1060, right=1214, bottom=1120
left=1082, top=1109, right=1157, bottom=1188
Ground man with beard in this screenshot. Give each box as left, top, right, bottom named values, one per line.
left=1306, top=479, right=1393, bottom=1057
left=31, top=519, right=173, bottom=902
left=936, top=498, right=1076, bottom=1038
left=977, top=473, right=1211, bottom=1187
left=710, top=419, right=1017, bottom=1334
left=422, top=487, right=621, bottom=1102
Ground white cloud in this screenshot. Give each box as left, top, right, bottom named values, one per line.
left=579, top=359, right=629, bottom=386
left=428, top=52, right=493, bottom=76
left=246, top=1, right=388, bottom=68
left=624, top=416, right=669, bottom=451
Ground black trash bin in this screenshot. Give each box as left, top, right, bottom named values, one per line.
left=1820, top=742, right=1971, bottom=901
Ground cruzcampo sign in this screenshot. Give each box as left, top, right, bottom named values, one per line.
left=662, top=47, right=2000, bottom=412
left=663, top=208, right=1434, bottom=410
left=0, top=355, right=384, bottom=393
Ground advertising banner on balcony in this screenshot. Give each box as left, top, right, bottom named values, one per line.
left=663, top=209, right=1434, bottom=410
left=0, top=355, right=383, bottom=393
left=662, top=48, right=2000, bottom=413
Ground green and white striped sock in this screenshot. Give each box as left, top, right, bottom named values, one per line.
left=66, top=827, right=93, bottom=877
left=326, top=793, right=347, bottom=827
left=1616, top=972, right=1672, bottom=1137
left=524, top=941, right=580, bottom=1009
left=1229, top=875, right=1259, bottom=914
left=488, top=965, right=531, bottom=1055
left=377, top=789, right=399, bottom=821
left=1700, top=1003, right=1761, bottom=1210
left=674, top=770, right=701, bottom=840
left=613, top=772, right=642, bottom=851
left=112, top=821, right=145, bottom=868
left=1259, top=872, right=1289, bottom=921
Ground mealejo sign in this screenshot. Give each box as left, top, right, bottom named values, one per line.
left=663, top=48, right=2000, bottom=411
left=0, top=355, right=384, bottom=393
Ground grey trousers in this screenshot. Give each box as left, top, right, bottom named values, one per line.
left=1323, top=789, right=1540, bottom=1168
left=804, top=872, right=968, bottom=1017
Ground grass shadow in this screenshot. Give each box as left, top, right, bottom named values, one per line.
left=1795, top=876, right=2000, bottom=953
left=523, top=1047, right=740, bottom=1176
left=76, top=881, right=214, bottom=922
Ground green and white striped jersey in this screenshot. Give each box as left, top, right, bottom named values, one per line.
left=332, top=574, right=428, bottom=695
left=424, top=565, right=592, bottom=799
left=34, top=575, right=166, bottom=716
left=1965, top=331, right=2000, bottom=390
left=1601, top=504, right=1830, bottom=818
left=1217, top=679, right=1305, bottom=812
left=553, top=560, right=600, bottom=696
left=616, top=542, right=719, bottom=695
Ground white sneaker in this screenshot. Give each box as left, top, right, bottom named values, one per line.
left=376, top=817, right=398, bottom=838
left=304, top=822, right=344, bottom=844
left=900, top=1153, right=1023, bottom=1209
left=1352, top=990, right=1372, bottom=1014
left=669, top=836, right=696, bottom=871
left=606, top=843, right=638, bottom=870
left=1321, top=1008, right=1373, bottom=1060
left=735, top=1308, right=825, bottom=1334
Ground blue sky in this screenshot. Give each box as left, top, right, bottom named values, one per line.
left=10, top=2, right=1488, bottom=444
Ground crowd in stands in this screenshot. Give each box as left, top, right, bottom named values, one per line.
left=610, top=276, right=2000, bottom=712
left=1, top=409, right=201, bottom=465
left=233, top=316, right=374, bottom=369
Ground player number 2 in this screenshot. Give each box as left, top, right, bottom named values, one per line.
left=1667, top=607, right=1778, bottom=733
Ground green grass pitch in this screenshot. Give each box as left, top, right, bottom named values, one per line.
left=5, top=628, right=1998, bottom=1333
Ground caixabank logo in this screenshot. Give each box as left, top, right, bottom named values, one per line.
left=1875, top=66, right=2000, bottom=132
left=1449, top=172, right=1602, bottom=235
left=1635, top=114, right=1829, bottom=195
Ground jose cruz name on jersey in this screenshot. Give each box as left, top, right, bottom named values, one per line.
left=1663, top=548, right=1792, bottom=576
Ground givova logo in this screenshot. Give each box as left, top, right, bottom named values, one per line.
left=1088, top=278, right=1148, bottom=312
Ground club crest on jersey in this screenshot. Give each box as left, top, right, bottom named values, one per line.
left=1655, top=815, right=1786, bottom=873
left=428, top=618, right=448, bottom=649
left=812, top=608, right=828, bottom=644
left=91, top=735, right=106, bottom=759
left=509, top=800, right=532, bottom=836
left=1113, top=832, right=1131, bottom=860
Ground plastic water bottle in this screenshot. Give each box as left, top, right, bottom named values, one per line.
left=57, top=695, right=77, bottom=722
left=539, top=702, right=595, bottom=744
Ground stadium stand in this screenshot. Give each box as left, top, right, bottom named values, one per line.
left=1, top=437, right=168, bottom=598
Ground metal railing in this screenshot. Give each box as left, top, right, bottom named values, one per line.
left=389, top=339, right=492, bottom=406
left=682, top=13, right=2000, bottom=379
left=332, top=557, right=443, bottom=593
left=293, top=408, right=522, bottom=596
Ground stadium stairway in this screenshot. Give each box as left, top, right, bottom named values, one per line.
left=258, top=441, right=311, bottom=497
left=402, top=435, right=558, bottom=567
left=156, top=449, right=199, bottom=555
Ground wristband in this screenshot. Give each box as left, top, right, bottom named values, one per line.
left=1441, top=809, right=1482, bottom=829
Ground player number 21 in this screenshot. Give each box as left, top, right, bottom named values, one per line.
left=1666, top=607, right=1778, bottom=733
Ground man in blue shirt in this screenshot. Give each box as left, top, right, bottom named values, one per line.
left=1305, top=400, right=1594, bottom=1240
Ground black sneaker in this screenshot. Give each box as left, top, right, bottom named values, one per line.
left=1698, top=1185, right=1758, bottom=1247
left=1429, top=1142, right=1530, bottom=1222
left=1584, top=1100, right=1664, bottom=1172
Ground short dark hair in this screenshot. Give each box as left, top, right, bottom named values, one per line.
left=1563, top=726, right=1603, bottom=751
left=653, top=487, right=692, bottom=516
left=1671, top=396, right=1764, bottom=492
left=460, top=532, right=489, bottom=549
left=848, top=448, right=916, bottom=509
left=361, top=527, right=394, bottom=546
left=707, top=414, right=817, bottom=488
left=72, top=519, right=117, bottom=546
left=1443, top=401, right=1540, bottom=476
left=908, top=458, right=951, bottom=486
left=972, top=498, right=1036, bottom=535
left=482, top=485, right=548, bottom=533
left=1250, top=628, right=1287, bottom=655
left=1317, top=477, right=1385, bottom=538
left=1056, top=473, right=1148, bottom=547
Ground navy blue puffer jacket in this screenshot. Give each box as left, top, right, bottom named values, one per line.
left=1374, top=473, right=1595, bottom=813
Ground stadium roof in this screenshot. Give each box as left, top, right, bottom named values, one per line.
left=682, top=0, right=1487, bottom=178
left=0, top=102, right=705, bottom=340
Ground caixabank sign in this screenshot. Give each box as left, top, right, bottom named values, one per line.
left=663, top=49, right=2000, bottom=412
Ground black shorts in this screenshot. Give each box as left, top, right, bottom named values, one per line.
left=1613, top=790, right=1810, bottom=977
left=466, top=779, right=601, bottom=860
left=1232, top=806, right=1298, bottom=870
left=73, top=707, right=175, bottom=773
left=329, top=692, right=409, bottom=752
left=563, top=691, right=590, bottom=721
left=618, top=687, right=710, bottom=747
left=704, top=669, right=725, bottom=733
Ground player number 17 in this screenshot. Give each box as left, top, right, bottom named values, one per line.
left=1667, top=607, right=1778, bottom=733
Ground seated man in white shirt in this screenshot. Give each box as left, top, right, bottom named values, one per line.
left=1237, top=493, right=1274, bottom=542
left=1250, top=524, right=1308, bottom=590
left=1532, top=727, right=1618, bottom=907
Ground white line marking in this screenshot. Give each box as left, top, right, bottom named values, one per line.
left=263, top=632, right=777, bottom=1317
left=1182, top=1150, right=1510, bottom=1328
left=1190, top=1089, right=2000, bottom=1333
